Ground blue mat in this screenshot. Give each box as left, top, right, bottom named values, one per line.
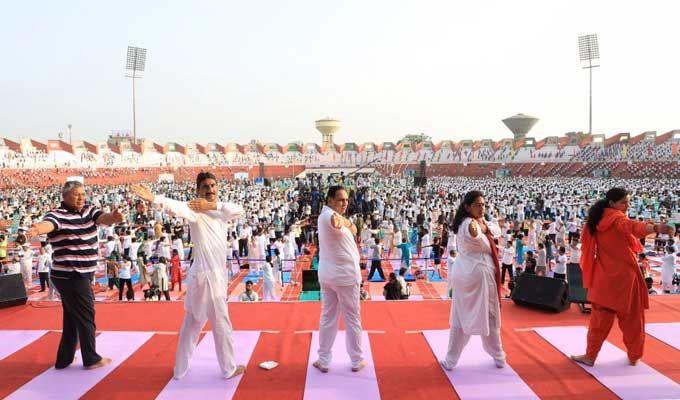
left=427, top=271, right=445, bottom=282
left=282, top=271, right=292, bottom=283
left=299, top=291, right=320, bottom=301
left=368, top=270, right=385, bottom=282
left=403, top=272, right=416, bottom=282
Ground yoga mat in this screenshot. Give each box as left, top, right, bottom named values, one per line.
left=304, top=331, right=380, bottom=400
left=424, top=330, right=539, bottom=400
left=299, top=291, right=320, bottom=301
left=0, top=330, right=48, bottom=361
left=6, top=331, right=153, bottom=400
left=408, top=294, right=424, bottom=301
left=156, top=331, right=260, bottom=400
left=371, top=295, right=386, bottom=301
left=282, top=271, right=292, bottom=283
left=646, top=323, right=680, bottom=352
left=427, top=271, right=445, bottom=282
left=534, top=326, right=680, bottom=400
left=368, top=273, right=385, bottom=282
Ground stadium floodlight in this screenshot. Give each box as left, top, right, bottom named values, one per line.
left=578, top=34, right=600, bottom=135
left=125, top=45, right=147, bottom=144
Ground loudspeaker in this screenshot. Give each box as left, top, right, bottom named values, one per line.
left=567, top=263, right=591, bottom=313
left=0, top=274, right=28, bottom=309
left=302, top=270, right=320, bottom=292
left=511, top=273, right=570, bottom=312
left=414, top=176, right=427, bottom=187
left=418, top=160, right=426, bottom=177
left=258, top=162, right=265, bottom=179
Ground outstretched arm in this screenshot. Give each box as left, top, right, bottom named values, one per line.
left=130, top=183, right=198, bottom=222
left=27, top=221, right=55, bottom=240
left=96, top=209, right=125, bottom=226
left=187, top=198, right=244, bottom=221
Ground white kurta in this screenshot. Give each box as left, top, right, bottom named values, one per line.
left=450, top=218, right=500, bottom=336
left=153, top=195, right=244, bottom=379
left=661, top=253, right=676, bottom=291
left=154, top=262, right=170, bottom=292
left=444, top=217, right=505, bottom=369
left=262, top=261, right=276, bottom=301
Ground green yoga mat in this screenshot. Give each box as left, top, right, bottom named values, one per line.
left=299, top=291, right=320, bottom=301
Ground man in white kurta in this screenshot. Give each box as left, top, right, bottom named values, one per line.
left=313, top=186, right=365, bottom=372
left=131, top=177, right=245, bottom=380
left=442, top=216, right=505, bottom=370
left=262, top=257, right=277, bottom=301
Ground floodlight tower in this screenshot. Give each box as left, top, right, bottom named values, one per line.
left=125, top=46, right=147, bottom=144
left=578, top=34, right=600, bottom=135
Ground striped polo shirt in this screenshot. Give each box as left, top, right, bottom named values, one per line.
left=44, top=203, right=103, bottom=276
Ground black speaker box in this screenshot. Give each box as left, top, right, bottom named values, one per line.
left=566, top=263, right=589, bottom=304
left=414, top=176, right=427, bottom=187
left=302, top=270, right=320, bottom=292
left=511, top=273, right=570, bottom=312
left=0, top=274, right=28, bottom=309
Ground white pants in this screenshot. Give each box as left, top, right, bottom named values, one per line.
left=21, top=262, right=32, bottom=283
left=444, top=301, right=505, bottom=368
left=317, top=282, right=363, bottom=368
left=173, top=289, right=236, bottom=379
left=263, top=280, right=276, bottom=301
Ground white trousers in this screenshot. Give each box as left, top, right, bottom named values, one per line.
left=21, top=262, right=32, bottom=283
left=317, top=282, right=363, bottom=368
left=444, top=301, right=505, bottom=368
left=262, top=280, right=276, bottom=301
left=173, top=292, right=236, bottom=379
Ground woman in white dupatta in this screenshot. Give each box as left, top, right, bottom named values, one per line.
left=440, top=190, right=506, bottom=371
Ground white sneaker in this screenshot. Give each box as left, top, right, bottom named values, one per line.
left=351, top=360, right=366, bottom=372
left=439, top=359, right=453, bottom=371
left=494, top=359, right=506, bottom=368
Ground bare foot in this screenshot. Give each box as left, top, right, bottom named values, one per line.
left=570, top=355, right=595, bottom=367
left=84, top=357, right=111, bottom=370
left=629, top=359, right=639, bottom=366
left=224, top=365, right=246, bottom=379
left=312, top=360, right=329, bottom=373
left=351, top=360, right=366, bottom=372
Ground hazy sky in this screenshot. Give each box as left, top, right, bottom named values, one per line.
left=2, top=0, right=678, bottom=145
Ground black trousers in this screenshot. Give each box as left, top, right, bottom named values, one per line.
left=238, top=239, right=248, bottom=257
left=501, top=263, right=513, bottom=284
left=553, top=272, right=566, bottom=280
left=119, top=278, right=133, bottom=300
left=39, top=272, right=50, bottom=291
left=368, top=260, right=385, bottom=281
left=50, top=272, right=102, bottom=369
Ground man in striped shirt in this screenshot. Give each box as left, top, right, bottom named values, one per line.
left=27, top=181, right=124, bottom=370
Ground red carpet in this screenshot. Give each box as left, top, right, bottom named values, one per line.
left=2, top=296, right=680, bottom=399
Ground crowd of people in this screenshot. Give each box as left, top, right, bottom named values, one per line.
left=1, top=173, right=680, bottom=302
left=0, top=169, right=679, bottom=383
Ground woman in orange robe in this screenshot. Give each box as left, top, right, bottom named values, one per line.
left=572, top=188, right=673, bottom=366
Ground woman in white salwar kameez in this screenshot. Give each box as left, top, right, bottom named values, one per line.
left=440, top=191, right=506, bottom=371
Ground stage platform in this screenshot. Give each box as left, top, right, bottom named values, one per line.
left=1, top=296, right=680, bottom=399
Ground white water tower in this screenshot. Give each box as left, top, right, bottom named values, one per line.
left=315, top=118, right=340, bottom=149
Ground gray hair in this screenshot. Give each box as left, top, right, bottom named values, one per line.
left=62, top=181, right=84, bottom=197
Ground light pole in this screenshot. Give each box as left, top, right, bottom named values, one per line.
left=125, top=46, right=147, bottom=144
left=578, top=34, right=600, bottom=135
left=67, top=124, right=72, bottom=144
